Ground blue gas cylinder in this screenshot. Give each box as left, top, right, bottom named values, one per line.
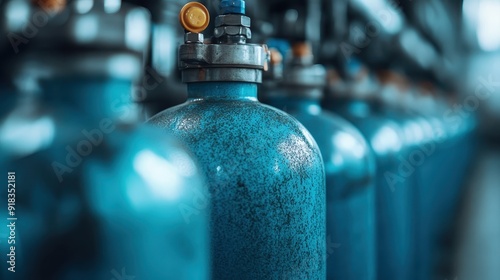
left=324, top=65, right=415, bottom=280
left=148, top=2, right=326, bottom=279
left=404, top=86, right=442, bottom=280
left=262, top=43, right=377, bottom=280
left=376, top=73, right=443, bottom=279
left=0, top=2, right=209, bottom=280
left=1, top=95, right=210, bottom=280
left=412, top=85, right=476, bottom=278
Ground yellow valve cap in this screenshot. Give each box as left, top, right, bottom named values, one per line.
left=179, top=2, right=210, bottom=33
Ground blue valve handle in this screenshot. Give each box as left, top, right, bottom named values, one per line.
left=220, top=0, right=246, bottom=14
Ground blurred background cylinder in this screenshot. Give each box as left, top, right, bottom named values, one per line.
left=0, top=1, right=210, bottom=279
left=262, top=41, right=377, bottom=280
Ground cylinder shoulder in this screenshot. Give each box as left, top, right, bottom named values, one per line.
left=149, top=100, right=323, bottom=158
left=340, top=111, right=407, bottom=157
left=291, top=110, right=376, bottom=193
left=148, top=99, right=325, bottom=186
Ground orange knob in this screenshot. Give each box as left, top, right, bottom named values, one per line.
left=33, top=0, right=67, bottom=12
left=292, top=42, right=312, bottom=58
left=269, top=48, right=283, bottom=66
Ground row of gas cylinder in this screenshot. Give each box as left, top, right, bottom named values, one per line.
left=0, top=0, right=475, bottom=280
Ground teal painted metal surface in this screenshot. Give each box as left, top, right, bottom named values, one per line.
left=265, top=96, right=377, bottom=280
left=324, top=98, right=415, bottom=280
left=149, top=82, right=326, bottom=279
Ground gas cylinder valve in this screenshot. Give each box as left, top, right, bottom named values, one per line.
left=178, top=1, right=269, bottom=83
left=215, top=0, right=250, bottom=43
left=278, top=42, right=326, bottom=98
left=220, top=0, right=245, bottom=14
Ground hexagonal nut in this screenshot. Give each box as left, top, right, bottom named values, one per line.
left=215, top=14, right=251, bottom=28
left=184, top=32, right=204, bottom=44
left=214, top=26, right=252, bottom=39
